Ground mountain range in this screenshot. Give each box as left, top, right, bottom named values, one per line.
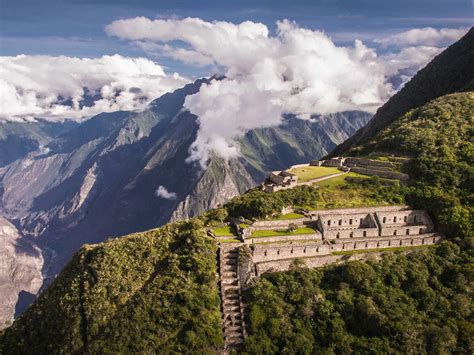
left=0, top=27, right=472, bottom=353
left=0, top=79, right=371, bottom=328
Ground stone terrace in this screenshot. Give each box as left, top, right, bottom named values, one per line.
left=215, top=205, right=442, bottom=351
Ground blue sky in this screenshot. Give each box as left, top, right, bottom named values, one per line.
left=0, top=0, right=472, bottom=129
left=1, top=0, right=472, bottom=75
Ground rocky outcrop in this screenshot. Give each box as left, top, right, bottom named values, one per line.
left=0, top=217, right=43, bottom=330
left=171, top=156, right=256, bottom=221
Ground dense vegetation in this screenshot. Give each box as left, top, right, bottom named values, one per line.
left=0, top=220, right=223, bottom=354
left=223, top=175, right=405, bottom=221
left=243, top=241, right=473, bottom=354
left=1, top=40, right=472, bottom=353
left=355, top=92, right=474, bottom=240
left=241, top=91, right=474, bottom=353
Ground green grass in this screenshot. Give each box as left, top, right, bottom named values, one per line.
left=253, top=238, right=322, bottom=245
left=289, top=166, right=341, bottom=182
left=333, top=244, right=435, bottom=255
left=270, top=212, right=305, bottom=220
left=212, top=226, right=236, bottom=237
left=249, top=227, right=316, bottom=239
left=296, top=172, right=405, bottom=211
left=219, top=238, right=241, bottom=243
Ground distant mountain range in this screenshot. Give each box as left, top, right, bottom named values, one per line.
left=0, top=119, right=78, bottom=167
left=1, top=27, right=472, bottom=353
left=0, top=78, right=370, bottom=327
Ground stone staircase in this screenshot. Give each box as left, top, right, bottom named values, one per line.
left=219, top=245, right=246, bottom=351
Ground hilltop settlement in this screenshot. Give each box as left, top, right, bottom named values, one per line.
left=210, top=156, right=443, bottom=350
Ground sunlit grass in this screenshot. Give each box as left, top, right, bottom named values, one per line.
left=289, top=166, right=341, bottom=182
left=212, top=226, right=236, bottom=237
left=249, top=227, right=316, bottom=238
left=270, top=212, right=305, bottom=220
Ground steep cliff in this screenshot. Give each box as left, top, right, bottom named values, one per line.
left=0, top=217, right=43, bottom=330
left=0, top=79, right=370, bottom=321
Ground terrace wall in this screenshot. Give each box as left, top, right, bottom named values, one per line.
left=350, top=167, right=409, bottom=181
left=250, top=218, right=313, bottom=230
left=253, top=234, right=442, bottom=274
left=252, top=242, right=330, bottom=263
left=324, top=227, right=379, bottom=239
left=345, top=157, right=394, bottom=168
left=244, top=232, right=321, bottom=245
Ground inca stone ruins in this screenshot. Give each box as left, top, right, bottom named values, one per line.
left=215, top=156, right=440, bottom=351
left=262, top=156, right=409, bottom=192
left=262, top=170, right=298, bottom=192
left=213, top=205, right=442, bottom=351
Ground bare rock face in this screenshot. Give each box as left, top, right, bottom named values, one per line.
left=0, top=78, right=371, bottom=324
left=171, top=156, right=256, bottom=221
left=0, top=216, right=43, bottom=330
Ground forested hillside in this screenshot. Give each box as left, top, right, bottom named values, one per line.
left=1, top=30, right=473, bottom=355
left=332, top=27, right=474, bottom=156
left=240, top=91, right=474, bottom=354
left=0, top=221, right=223, bottom=353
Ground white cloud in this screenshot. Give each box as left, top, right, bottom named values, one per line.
left=0, top=54, right=188, bottom=122
left=374, top=27, right=468, bottom=47
left=155, top=185, right=177, bottom=200
left=108, top=17, right=397, bottom=167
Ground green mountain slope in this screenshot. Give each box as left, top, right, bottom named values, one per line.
left=0, top=220, right=223, bottom=354
left=239, top=80, right=474, bottom=355
left=331, top=27, right=474, bottom=156
left=1, top=31, right=473, bottom=355
left=1, top=89, right=472, bottom=351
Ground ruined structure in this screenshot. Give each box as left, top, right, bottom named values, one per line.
left=238, top=206, right=441, bottom=276
left=310, top=156, right=410, bottom=181
left=216, top=204, right=442, bottom=351
left=262, top=170, right=298, bottom=192
left=310, top=156, right=346, bottom=167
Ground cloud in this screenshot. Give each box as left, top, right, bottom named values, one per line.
left=155, top=185, right=177, bottom=200
left=374, top=27, right=468, bottom=47
left=108, top=17, right=397, bottom=167
left=0, top=54, right=188, bottom=122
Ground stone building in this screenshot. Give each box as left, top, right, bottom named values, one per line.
left=262, top=170, right=298, bottom=192
left=375, top=209, right=434, bottom=236
left=310, top=157, right=346, bottom=167
left=317, top=212, right=379, bottom=239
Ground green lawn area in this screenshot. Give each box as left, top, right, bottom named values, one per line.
left=270, top=212, right=305, bottom=220
left=294, top=172, right=405, bottom=210
left=219, top=238, right=241, bottom=243
left=212, top=226, right=236, bottom=237
left=289, top=166, right=341, bottom=182
left=333, top=244, right=435, bottom=255
left=249, top=227, right=316, bottom=239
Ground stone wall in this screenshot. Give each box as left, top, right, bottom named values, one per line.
left=255, top=253, right=382, bottom=275
left=308, top=205, right=409, bottom=218
left=319, top=212, right=376, bottom=229
left=250, top=218, right=312, bottom=230
left=245, top=232, right=321, bottom=245
left=252, top=242, right=330, bottom=263
left=380, top=225, right=434, bottom=237
left=345, top=157, right=394, bottom=169
left=350, top=167, right=409, bottom=181
left=323, top=227, right=379, bottom=239
left=253, top=234, right=442, bottom=274
left=374, top=209, right=432, bottom=227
